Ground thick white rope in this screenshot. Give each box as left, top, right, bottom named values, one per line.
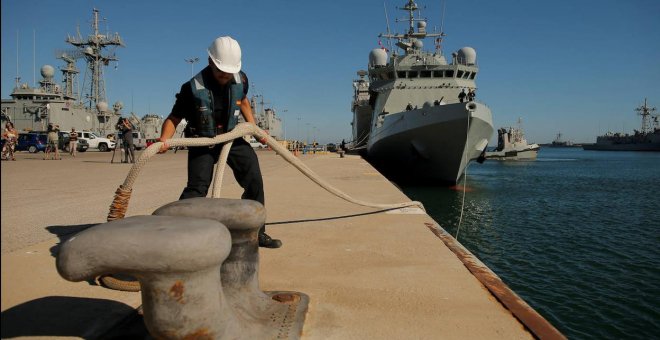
left=211, top=141, right=233, bottom=198
left=121, top=122, right=424, bottom=211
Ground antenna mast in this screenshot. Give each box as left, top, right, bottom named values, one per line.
left=66, top=8, right=124, bottom=111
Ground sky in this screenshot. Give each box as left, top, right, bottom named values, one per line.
left=2, top=0, right=659, bottom=144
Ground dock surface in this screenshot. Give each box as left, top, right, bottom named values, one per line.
left=2, top=150, right=534, bottom=339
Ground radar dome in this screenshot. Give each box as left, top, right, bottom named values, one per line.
left=413, top=40, right=424, bottom=49
left=113, top=101, right=124, bottom=110
left=369, top=48, right=388, bottom=68
left=96, top=101, right=109, bottom=113
left=457, top=47, right=477, bottom=65
left=40, top=65, right=55, bottom=78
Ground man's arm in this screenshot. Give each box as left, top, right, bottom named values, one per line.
left=158, top=114, right=182, bottom=153
left=239, top=97, right=266, bottom=144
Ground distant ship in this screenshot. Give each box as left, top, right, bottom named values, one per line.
left=0, top=9, right=161, bottom=139
left=486, top=119, right=540, bottom=160
left=351, top=0, right=493, bottom=184
left=583, top=99, right=659, bottom=151
left=249, top=95, right=283, bottom=141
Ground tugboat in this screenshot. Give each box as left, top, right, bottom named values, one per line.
left=351, top=0, right=493, bottom=184
left=583, top=98, right=659, bottom=151
left=486, top=118, right=540, bottom=160
left=1, top=9, right=125, bottom=136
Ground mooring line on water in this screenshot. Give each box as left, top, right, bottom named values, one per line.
left=455, top=110, right=471, bottom=241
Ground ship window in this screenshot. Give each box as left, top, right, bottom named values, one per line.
left=433, top=71, right=443, bottom=78
left=463, top=72, right=470, bottom=79
left=397, top=71, right=406, bottom=78
left=446, top=70, right=454, bottom=77
left=408, top=71, right=418, bottom=78
left=421, top=71, right=432, bottom=78
left=470, top=73, right=476, bottom=79
left=457, top=70, right=464, bottom=78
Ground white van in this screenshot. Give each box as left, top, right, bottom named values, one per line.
left=118, top=131, right=147, bottom=150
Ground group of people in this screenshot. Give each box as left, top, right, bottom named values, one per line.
left=458, top=88, right=476, bottom=103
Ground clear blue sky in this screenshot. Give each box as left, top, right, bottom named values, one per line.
left=2, top=0, right=659, bottom=144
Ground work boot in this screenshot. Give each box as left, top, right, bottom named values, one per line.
left=258, top=232, right=282, bottom=248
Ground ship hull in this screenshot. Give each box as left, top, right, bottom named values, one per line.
left=366, top=102, right=493, bottom=184
left=352, top=104, right=372, bottom=148
left=486, top=145, right=540, bottom=160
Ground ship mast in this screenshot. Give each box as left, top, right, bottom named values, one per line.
left=66, top=8, right=124, bottom=112
left=635, top=98, right=658, bottom=134
left=379, top=0, right=444, bottom=54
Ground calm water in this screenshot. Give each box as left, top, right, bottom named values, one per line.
left=401, top=147, right=660, bottom=339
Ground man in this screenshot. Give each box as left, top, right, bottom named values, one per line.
left=44, top=123, right=61, bottom=160
left=69, top=128, right=78, bottom=157
left=119, top=117, right=135, bottom=163
left=458, top=88, right=467, bottom=103
left=158, top=36, right=281, bottom=248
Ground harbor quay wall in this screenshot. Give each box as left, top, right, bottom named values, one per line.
left=1, top=149, right=541, bottom=339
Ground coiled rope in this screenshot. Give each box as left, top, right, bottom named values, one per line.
left=107, top=122, right=424, bottom=221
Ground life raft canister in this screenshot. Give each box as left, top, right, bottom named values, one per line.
left=189, top=71, right=244, bottom=137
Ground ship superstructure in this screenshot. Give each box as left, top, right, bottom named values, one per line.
left=352, top=0, right=493, bottom=183
left=486, top=118, right=540, bottom=160
left=1, top=9, right=125, bottom=136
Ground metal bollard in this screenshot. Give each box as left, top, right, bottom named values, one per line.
left=56, top=215, right=239, bottom=339
left=153, top=198, right=308, bottom=338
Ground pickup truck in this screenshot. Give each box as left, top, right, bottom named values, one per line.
left=77, top=131, right=116, bottom=152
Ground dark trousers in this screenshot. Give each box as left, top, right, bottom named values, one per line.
left=180, top=138, right=266, bottom=233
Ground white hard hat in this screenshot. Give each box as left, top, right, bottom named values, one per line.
left=207, top=36, right=242, bottom=73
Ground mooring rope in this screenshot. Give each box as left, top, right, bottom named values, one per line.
left=107, top=122, right=424, bottom=221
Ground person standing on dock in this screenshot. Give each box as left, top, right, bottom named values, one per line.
left=157, top=36, right=281, bottom=248
left=44, top=123, right=61, bottom=160
left=118, top=117, right=135, bottom=163
left=69, top=128, right=78, bottom=157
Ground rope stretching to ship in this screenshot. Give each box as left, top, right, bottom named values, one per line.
left=107, top=122, right=424, bottom=221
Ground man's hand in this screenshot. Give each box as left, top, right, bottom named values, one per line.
left=259, top=137, right=267, bottom=145
left=157, top=139, right=169, bottom=154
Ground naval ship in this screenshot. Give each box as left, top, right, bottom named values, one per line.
left=583, top=99, right=659, bottom=151
left=1, top=9, right=162, bottom=139
left=352, top=0, right=493, bottom=184
left=248, top=94, right=284, bottom=140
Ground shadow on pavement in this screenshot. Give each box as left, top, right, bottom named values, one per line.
left=0, top=296, right=147, bottom=339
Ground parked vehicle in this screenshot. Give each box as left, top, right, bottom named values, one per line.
left=77, top=131, right=116, bottom=152
left=16, top=133, right=47, bottom=153
left=326, top=143, right=337, bottom=152
left=118, top=131, right=147, bottom=150
left=246, top=136, right=268, bottom=149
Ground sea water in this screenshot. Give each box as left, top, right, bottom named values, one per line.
left=401, top=147, right=660, bottom=339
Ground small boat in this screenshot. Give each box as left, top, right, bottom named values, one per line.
left=486, top=119, right=539, bottom=160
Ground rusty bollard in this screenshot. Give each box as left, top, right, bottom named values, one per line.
left=153, top=198, right=308, bottom=338
left=56, top=215, right=240, bottom=339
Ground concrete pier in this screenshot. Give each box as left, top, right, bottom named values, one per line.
left=1, top=150, right=543, bottom=339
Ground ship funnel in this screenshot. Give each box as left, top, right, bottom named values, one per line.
left=466, top=102, right=477, bottom=112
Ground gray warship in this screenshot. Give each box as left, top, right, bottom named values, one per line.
left=1, top=9, right=161, bottom=139
left=583, top=98, right=659, bottom=151
left=485, top=118, right=540, bottom=160
left=352, top=0, right=493, bottom=184
left=250, top=94, right=284, bottom=141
